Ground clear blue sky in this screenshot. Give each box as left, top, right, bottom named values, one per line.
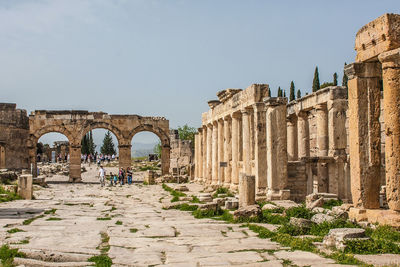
left=2, top=1, right=400, bottom=143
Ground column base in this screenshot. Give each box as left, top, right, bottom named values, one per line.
left=68, top=177, right=82, bottom=183
left=230, top=184, right=238, bottom=192
left=266, top=189, right=290, bottom=201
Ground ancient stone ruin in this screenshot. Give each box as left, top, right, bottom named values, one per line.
left=194, top=13, right=400, bottom=226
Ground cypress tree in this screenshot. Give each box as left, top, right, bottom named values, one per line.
left=297, top=89, right=301, bottom=99
left=342, top=62, right=348, bottom=87
left=268, top=88, right=271, bottom=97
left=88, top=131, right=96, bottom=155
left=277, top=87, right=282, bottom=97
left=333, top=72, right=338, bottom=86
left=289, top=81, right=295, bottom=101
left=100, top=131, right=116, bottom=155
left=312, top=66, right=320, bottom=92
left=283, top=90, right=286, bottom=98
left=81, top=134, right=88, bottom=154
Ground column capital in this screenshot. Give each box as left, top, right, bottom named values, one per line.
left=344, top=62, right=382, bottom=79
left=198, top=127, right=203, bottom=133
left=263, top=97, right=287, bottom=106
left=315, top=103, right=327, bottom=111
left=296, top=110, right=308, bottom=119
left=241, top=107, right=252, bottom=115
left=232, top=111, right=241, bottom=119
left=378, top=47, right=400, bottom=69
left=253, top=102, right=266, bottom=112
left=223, top=114, right=232, bottom=121
left=287, top=114, right=298, bottom=124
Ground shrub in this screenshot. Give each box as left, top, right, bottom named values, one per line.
left=309, top=219, right=359, bottom=237
left=88, top=255, right=112, bottom=267
left=285, top=205, right=314, bottom=219
left=260, top=210, right=289, bottom=225
left=369, top=225, right=400, bottom=242
left=0, top=245, right=25, bottom=267
left=344, top=238, right=400, bottom=254
left=322, top=199, right=343, bottom=210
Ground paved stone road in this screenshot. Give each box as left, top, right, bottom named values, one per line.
left=0, top=165, right=371, bottom=266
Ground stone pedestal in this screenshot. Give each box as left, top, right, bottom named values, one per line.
left=69, top=145, right=81, bottom=182
left=144, top=170, right=155, bottom=185
left=18, top=174, right=33, bottom=200
left=239, top=173, right=255, bottom=207
left=345, top=62, right=382, bottom=209
left=379, top=48, right=400, bottom=211
left=223, top=116, right=232, bottom=187
left=264, top=97, right=290, bottom=200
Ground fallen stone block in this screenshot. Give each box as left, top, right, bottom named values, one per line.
left=225, top=198, right=239, bottom=210
left=233, top=205, right=261, bottom=220
left=198, top=202, right=218, bottom=211
left=289, top=217, right=314, bottom=229
left=323, top=228, right=367, bottom=251
left=261, top=203, right=278, bottom=211
left=271, top=200, right=300, bottom=210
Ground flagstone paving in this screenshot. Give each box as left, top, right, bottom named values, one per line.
left=0, top=165, right=392, bottom=266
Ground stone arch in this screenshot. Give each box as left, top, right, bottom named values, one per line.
left=129, top=124, right=170, bottom=175
left=80, top=121, right=123, bottom=144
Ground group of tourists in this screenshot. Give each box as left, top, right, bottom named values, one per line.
left=98, top=166, right=133, bottom=187
left=82, top=153, right=117, bottom=165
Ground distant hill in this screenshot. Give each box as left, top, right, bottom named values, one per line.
left=131, top=142, right=158, bottom=157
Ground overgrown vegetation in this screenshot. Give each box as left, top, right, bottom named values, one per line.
left=6, top=228, right=25, bottom=234
left=88, top=255, right=112, bottom=267
left=96, top=217, right=112, bottom=221
left=162, top=183, right=186, bottom=202
left=45, top=217, right=62, bottom=221
left=44, top=208, right=57, bottom=215
left=130, top=228, right=138, bottom=233
left=22, top=214, right=44, bottom=225
left=322, top=199, right=343, bottom=210
left=212, top=187, right=234, bottom=198
left=115, top=220, right=123, bottom=225
left=0, top=245, right=25, bottom=267
left=0, top=186, right=22, bottom=203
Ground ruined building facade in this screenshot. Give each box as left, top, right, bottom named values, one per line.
left=195, top=14, right=400, bottom=212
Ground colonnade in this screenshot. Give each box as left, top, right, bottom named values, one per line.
left=194, top=97, right=289, bottom=198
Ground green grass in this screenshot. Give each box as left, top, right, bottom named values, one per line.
left=88, top=255, right=112, bottom=267
left=130, top=228, right=138, bottom=233
left=190, top=196, right=201, bottom=203
left=0, top=186, right=22, bottom=203
left=0, top=245, right=25, bottom=267
left=110, top=206, right=117, bottom=212
left=284, top=205, right=314, bottom=219
left=115, top=220, right=123, bottom=225
left=46, top=217, right=62, bottom=221
left=212, top=187, right=234, bottom=198
left=96, top=217, right=112, bottom=221
left=322, top=199, right=343, bottom=210
left=22, top=215, right=44, bottom=225
left=44, top=208, right=57, bottom=215
left=162, top=183, right=187, bottom=202
left=6, top=228, right=25, bottom=234
left=139, top=165, right=159, bottom=171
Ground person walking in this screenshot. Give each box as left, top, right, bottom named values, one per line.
left=98, top=166, right=105, bottom=187
left=118, top=168, right=125, bottom=186
left=127, top=167, right=132, bottom=185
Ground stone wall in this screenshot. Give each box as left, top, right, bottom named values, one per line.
left=287, top=161, right=307, bottom=202
left=0, top=103, right=29, bottom=170
left=169, top=130, right=193, bottom=175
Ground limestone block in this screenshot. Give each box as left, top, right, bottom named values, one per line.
left=289, top=217, right=314, bottom=229
left=225, top=198, right=239, bottom=210
left=323, top=228, right=367, bottom=251
left=198, top=202, right=218, bottom=212
left=238, top=173, right=255, bottom=208
left=311, top=213, right=335, bottom=224
left=18, top=174, right=33, bottom=200
left=198, top=193, right=213, bottom=202
left=233, top=205, right=261, bottom=220
left=213, top=198, right=226, bottom=208
left=261, top=203, right=278, bottom=211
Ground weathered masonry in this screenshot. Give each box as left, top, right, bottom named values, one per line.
left=194, top=85, right=349, bottom=202
left=28, top=110, right=170, bottom=182
left=345, top=13, right=400, bottom=213
left=0, top=103, right=29, bottom=170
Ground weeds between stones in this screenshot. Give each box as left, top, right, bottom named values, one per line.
left=130, top=228, right=138, bottom=233
left=6, top=228, right=24, bottom=234
left=115, top=220, right=123, bottom=225
left=322, top=199, right=343, bottom=210
left=46, top=217, right=62, bottom=221
left=96, top=217, right=112, bottom=221
left=22, top=215, right=44, bottom=225
left=44, top=208, right=57, bottom=215
left=0, top=187, right=22, bottom=203
left=162, top=183, right=186, bottom=202
left=0, top=245, right=25, bottom=267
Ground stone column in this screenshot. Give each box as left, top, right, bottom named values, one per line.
left=223, top=116, right=232, bottom=187
left=316, top=104, right=329, bottom=156
left=241, top=108, right=252, bottom=175
left=379, top=48, right=400, bottom=211
left=231, top=113, right=240, bottom=190
left=297, top=111, right=310, bottom=158
left=345, top=62, right=382, bottom=209
left=119, top=144, right=131, bottom=179
left=265, top=97, right=289, bottom=200
left=197, top=128, right=203, bottom=181
left=217, top=119, right=224, bottom=185
left=194, top=133, right=199, bottom=178
left=253, top=103, right=267, bottom=193
left=207, top=124, right=213, bottom=184
left=239, top=173, right=256, bottom=207
left=161, top=144, right=170, bottom=176
left=69, top=144, right=81, bottom=182
left=212, top=121, right=218, bottom=185
left=202, top=126, right=207, bottom=182
left=287, top=115, right=298, bottom=161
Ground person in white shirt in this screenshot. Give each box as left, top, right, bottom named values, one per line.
left=98, top=166, right=105, bottom=187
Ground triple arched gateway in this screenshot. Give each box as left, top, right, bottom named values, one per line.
left=27, top=110, right=170, bottom=182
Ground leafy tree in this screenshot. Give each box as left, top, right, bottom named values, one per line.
left=36, top=142, right=44, bottom=154
left=297, top=89, right=301, bottom=99
left=312, top=66, right=320, bottom=92
left=178, top=125, right=197, bottom=148
left=81, top=134, right=89, bottom=154
left=100, top=131, right=116, bottom=155
left=342, top=62, right=348, bottom=87
left=277, top=87, right=282, bottom=97
left=289, top=81, right=295, bottom=101
left=333, top=72, right=338, bottom=86
left=154, top=142, right=161, bottom=157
